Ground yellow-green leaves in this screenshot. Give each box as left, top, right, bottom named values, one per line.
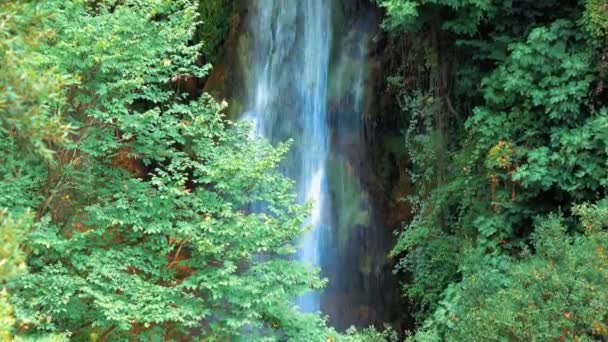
left=0, top=1, right=70, bottom=158
left=584, top=0, right=608, bottom=42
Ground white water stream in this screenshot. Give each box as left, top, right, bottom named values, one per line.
left=244, top=1, right=331, bottom=312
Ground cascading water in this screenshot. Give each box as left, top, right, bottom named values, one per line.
left=236, top=0, right=403, bottom=329
left=243, top=1, right=331, bottom=312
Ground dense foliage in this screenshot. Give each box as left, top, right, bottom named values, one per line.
left=195, top=0, right=233, bottom=63
left=378, top=0, right=608, bottom=340
left=4, top=0, right=608, bottom=340
left=0, top=0, right=346, bottom=340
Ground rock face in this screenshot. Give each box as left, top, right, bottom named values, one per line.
left=203, top=0, right=411, bottom=331
left=203, top=3, right=246, bottom=117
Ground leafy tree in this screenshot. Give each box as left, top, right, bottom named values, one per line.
left=415, top=204, right=608, bottom=341
left=1, top=0, right=335, bottom=340
left=0, top=1, right=69, bottom=340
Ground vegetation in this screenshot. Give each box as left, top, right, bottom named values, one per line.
left=378, top=0, right=608, bottom=340
left=0, top=0, right=337, bottom=340
left=2, top=0, right=608, bottom=340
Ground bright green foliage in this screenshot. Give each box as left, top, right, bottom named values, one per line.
left=0, top=213, right=28, bottom=298
left=376, top=0, right=496, bottom=34
left=415, top=205, right=608, bottom=341
left=0, top=1, right=69, bottom=340
left=0, top=212, right=29, bottom=340
left=472, top=20, right=598, bottom=197
left=0, top=1, right=70, bottom=156
left=1, top=0, right=335, bottom=340
left=343, top=326, right=399, bottom=342
left=377, top=0, right=579, bottom=38
left=381, top=0, right=608, bottom=340
left=0, top=213, right=67, bottom=342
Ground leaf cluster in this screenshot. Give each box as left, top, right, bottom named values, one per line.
left=1, top=0, right=336, bottom=340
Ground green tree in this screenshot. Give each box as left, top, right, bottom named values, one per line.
left=2, top=0, right=334, bottom=340
left=415, top=205, right=608, bottom=341
left=0, top=1, right=70, bottom=340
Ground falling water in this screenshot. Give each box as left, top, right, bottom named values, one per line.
left=238, top=0, right=403, bottom=329
left=243, top=1, right=331, bottom=312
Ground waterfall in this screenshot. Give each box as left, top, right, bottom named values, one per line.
left=239, top=0, right=401, bottom=328
left=244, top=1, right=331, bottom=312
